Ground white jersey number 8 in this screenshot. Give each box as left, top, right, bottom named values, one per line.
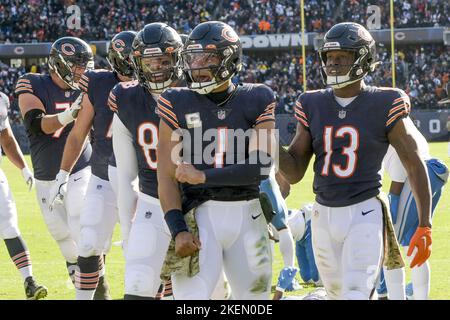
left=137, top=122, right=158, bottom=170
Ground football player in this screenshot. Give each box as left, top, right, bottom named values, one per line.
left=47, top=31, right=136, bottom=300
left=109, top=23, right=183, bottom=299
left=0, top=91, right=47, bottom=300
left=377, top=135, right=448, bottom=300
left=279, top=22, right=432, bottom=299
left=157, top=21, right=276, bottom=299
left=15, top=37, right=93, bottom=286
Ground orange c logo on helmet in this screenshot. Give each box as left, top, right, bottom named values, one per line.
left=221, top=26, right=239, bottom=43
left=112, top=39, right=126, bottom=52
left=61, top=43, right=76, bottom=56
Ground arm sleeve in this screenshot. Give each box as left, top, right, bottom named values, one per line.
left=112, top=113, right=139, bottom=226
left=157, top=93, right=180, bottom=130
left=294, top=94, right=309, bottom=130
left=254, top=85, right=276, bottom=126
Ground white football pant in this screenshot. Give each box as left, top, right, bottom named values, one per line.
left=171, top=199, right=272, bottom=300
left=34, top=167, right=90, bottom=263
left=0, top=168, right=20, bottom=239
left=311, top=197, right=383, bottom=300
left=78, top=174, right=117, bottom=258
left=124, top=192, right=171, bottom=298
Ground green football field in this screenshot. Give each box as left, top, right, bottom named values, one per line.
left=0, top=142, right=448, bottom=300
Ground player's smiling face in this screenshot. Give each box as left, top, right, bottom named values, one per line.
left=141, top=54, right=174, bottom=82
left=183, top=51, right=221, bottom=82
left=325, top=50, right=355, bottom=76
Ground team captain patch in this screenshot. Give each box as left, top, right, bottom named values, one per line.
left=185, top=112, right=202, bottom=128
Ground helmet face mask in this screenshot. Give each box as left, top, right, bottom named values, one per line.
left=181, top=48, right=229, bottom=94
left=132, top=23, right=183, bottom=94
left=318, top=22, right=377, bottom=89
left=107, top=31, right=136, bottom=78
left=133, top=51, right=181, bottom=93
left=48, top=37, right=94, bottom=90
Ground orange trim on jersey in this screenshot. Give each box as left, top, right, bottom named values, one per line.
left=109, top=92, right=117, bottom=101
left=392, top=97, right=408, bottom=105
left=157, top=103, right=178, bottom=122
left=17, top=78, right=31, bottom=83
left=386, top=110, right=408, bottom=126
left=295, top=114, right=309, bottom=127
left=256, top=116, right=275, bottom=124
left=159, top=112, right=180, bottom=129
left=15, top=88, right=33, bottom=94
left=80, top=74, right=89, bottom=82
left=78, top=78, right=88, bottom=88
left=16, top=83, right=33, bottom=89
left=107, top=99, right=117, bottom=108
left=296, top=109, right=307, bottom=119
left=388, top=103, right=408, bottom=117
left=263, top=102, right=276, bottom=112
left=158, top=96, right=173, bottom=108
left=256, top=113, right=275, bottom=122
left=295, top=100, right=305, bottom=110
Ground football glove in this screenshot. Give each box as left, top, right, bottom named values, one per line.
left=407, top=226, right=432, bottom=268
left=57, top=92, right=84, bottom=126
left=276, top=267, right=298, bottom=292
left=21, top=167, right=34, bottom=191
left=49, top=169, right=69, bottom=211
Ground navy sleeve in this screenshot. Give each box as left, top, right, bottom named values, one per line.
left=78, top=71, right=95, bottom=104
left=385, top=89, right=411, bottom=132
left=15, top=73, right=39, bottom=97
left=253, top=84, right=276, bottom=126
left=294, top=93, right=310, bottom=130
left=14, top=73, right=46, bottom=107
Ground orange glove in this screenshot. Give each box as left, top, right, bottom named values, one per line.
left=407, top=227, right=432, bottom=268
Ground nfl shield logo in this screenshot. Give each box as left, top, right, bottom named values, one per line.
left=338, top=110, right=346, bottom=119
left=217, top=109, right=226, bottom=120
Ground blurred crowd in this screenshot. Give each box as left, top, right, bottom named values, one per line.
left=1, top=0, right=448, bottom=43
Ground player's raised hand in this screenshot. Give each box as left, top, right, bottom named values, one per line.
left=57, top=92, right=84, bottom=126
left=48, top=170, right=69, bottom=211
left=175, top=162, right=205, bottom=185
left=174, top=231, right=201, bottom=258
left=407, top=226, right=432, bottom=268
left=21, top=167, right=34, bottom=191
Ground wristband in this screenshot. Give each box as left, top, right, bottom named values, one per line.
left=164, top=209, right=188, bottom=240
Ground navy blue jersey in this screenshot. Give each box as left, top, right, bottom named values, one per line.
left=79, top=70, right=119, bottom=180
left=108, top=80, right=159, bottom=197
left=158, top=83, right=276, bottom=201
left=15, top=73, right=91, bottom=181
left=294, top=86, right=411, bottom=207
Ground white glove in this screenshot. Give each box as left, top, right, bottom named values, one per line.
left=21, top=167, right=34, bottom=191
left=49, top=169, right=69, bottom=211
left=57, top=92, right=84, bottom=126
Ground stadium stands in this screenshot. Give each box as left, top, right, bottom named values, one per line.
left=1, top=0, right=448, bottom=43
